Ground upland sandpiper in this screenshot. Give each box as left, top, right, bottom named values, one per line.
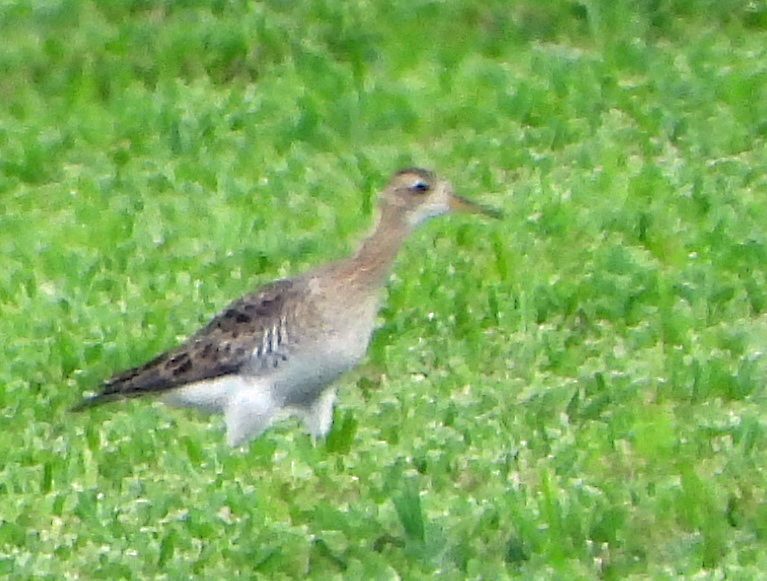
left=73, top=168, right=499, bottom=446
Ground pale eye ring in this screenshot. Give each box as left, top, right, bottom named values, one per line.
left=410, top=180, right=430, bottom=193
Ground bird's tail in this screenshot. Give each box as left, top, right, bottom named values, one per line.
left=70, top=392, right=122, bottom=412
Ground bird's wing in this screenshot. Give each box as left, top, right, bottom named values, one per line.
left=73, top=278, right=303, bottom=409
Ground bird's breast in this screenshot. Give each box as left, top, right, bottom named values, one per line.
left=267, top=295, right=379, bottom=406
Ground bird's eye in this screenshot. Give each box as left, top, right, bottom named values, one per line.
left=410, top=180, right=430, bottom=193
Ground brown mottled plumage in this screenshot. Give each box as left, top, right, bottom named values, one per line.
left=73, top=168, right=500, bottom=446
left=72, top=280, right=300, bottom=407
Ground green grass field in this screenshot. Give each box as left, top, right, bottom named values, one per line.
left=2, top=0, right=767, bottom=577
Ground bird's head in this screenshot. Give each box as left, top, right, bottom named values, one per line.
left=381, top=167, right=501, bottom=227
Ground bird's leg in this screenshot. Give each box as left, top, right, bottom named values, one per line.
left=301, top=387, right=337, bottom=440
left=224, top=387, right=278, bottom=447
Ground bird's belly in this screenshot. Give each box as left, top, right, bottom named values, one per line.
left=163, top=374, right=259, bottom=413
left=162, top=336, right=369, bottom=413
left=166, top=304, right=376, bottom=412
left=269, top=340, right=366, bottom=406
left=254, top=297, right=377, bottom=406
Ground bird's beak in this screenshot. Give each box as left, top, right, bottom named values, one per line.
left=449, top=194, right=503, bottom=219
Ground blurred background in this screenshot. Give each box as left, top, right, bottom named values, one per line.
left=1, top=0, right=766, bottom=577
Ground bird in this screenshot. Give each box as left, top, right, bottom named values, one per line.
left=73, top=168, right=500, bottom=446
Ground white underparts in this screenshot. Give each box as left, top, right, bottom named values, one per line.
left=162, top=374, right=338, bottom=447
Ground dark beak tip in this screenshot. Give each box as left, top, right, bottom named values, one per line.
left=473, top=202, right=503, bottom=220
left=451, top=194, right=502, bottom=219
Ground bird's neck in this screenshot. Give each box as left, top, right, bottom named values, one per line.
left=339, top=203, right=413, bottom=291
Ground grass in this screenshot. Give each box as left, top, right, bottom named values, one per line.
left=2, top=0, right=767, bottom=577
